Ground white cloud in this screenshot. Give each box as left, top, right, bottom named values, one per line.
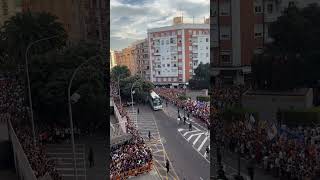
left=110, top=0, right=210, bottom=50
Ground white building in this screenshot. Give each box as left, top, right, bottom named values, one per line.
left=148, top=17, right=210, bottom=86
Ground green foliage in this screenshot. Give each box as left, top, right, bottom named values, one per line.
left=252, top=3, right=320, bottom=90
left=196, top=96, right=210, bottom=102
left=111, top=65, right=130, bottom=82
left=281, top=107, right=320, bottom=127
left=119, top=75, right=154, bottom=102
left=0, top=11, right=67, bottom=67
left=178, top=94, right=188, bottom=101
left=29, top=42, right=106, bottom=127
left=188, top=62, right=210, bottom=90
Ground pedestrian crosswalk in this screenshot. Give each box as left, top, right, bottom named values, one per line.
left=178, top=127, right=210, bottom=162
left=126, top=107, right=179, bottom=180
left=47, top=144, right=86, bottom=180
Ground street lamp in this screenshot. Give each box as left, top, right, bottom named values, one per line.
left=131, top=79, right=139, bottom=121
left=117, top=76, right=122, bottom=106
left=68, top=55, right=102, bottom=180
left=25, top=35, right=60, bottom=146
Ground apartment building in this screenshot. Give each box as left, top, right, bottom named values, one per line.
left=110, top=50, right=116, bottom=69
left=148, top=17, right=210, bottom=86
left=0, top=0, right=22, bottom=26
left=119, top=46, right=137, bottom=75
left=133, top=39, right=150, bottom=81
left=212, top=0, right=320, bottom=85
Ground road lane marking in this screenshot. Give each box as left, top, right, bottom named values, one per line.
left=183, top=129, right=200, bottom=136
left=187, top=132, right=204, bottom=142
left=197, top=136, right=208, bottom=152
left=193, top=133, right=203, bottom=145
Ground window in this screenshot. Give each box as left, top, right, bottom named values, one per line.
left=254, top=0, right=263, bottom=14
left=166, top=40, right=169, bottom=44
left=267, top=4, right=273, bottom=14
left=161, top=40, right=164, bottom=45
left=254, top=24, right=263, bottom=38
left=177, top=30, right=182, bottom=35
left=206, top=38, right=209, bottom=42
left=221, top=51, right=232, bottom=63
left=219, top=0, right=230, bottom=16
left=254, top=6, right=262, bottom=13
left=288, top=1, right=295, bottom=7
left=167, top=64, right=170, bottom=67
left=173, top=64, right=177, bottom=67
left=220, top=26, right=231, bottom=40
left=221, top=54, right=231, bottom=63
left=158, top=71, right=161, bottom=75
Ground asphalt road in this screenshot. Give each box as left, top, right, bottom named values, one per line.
left=139, top=105, right=210, bottom=180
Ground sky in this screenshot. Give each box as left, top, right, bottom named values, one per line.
left=110, top=0, right=210, bottom=51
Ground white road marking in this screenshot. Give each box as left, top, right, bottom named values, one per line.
left=183, top=129, right=200, bottom=136
left=197, top=136, right=208, bottom=152
left=193, top=133, right=203, bottom=145
left=187, top=132, right=204, bottom=142
left=178, top=128, right=184, bottom=132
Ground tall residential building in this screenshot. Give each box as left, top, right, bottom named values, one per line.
left=0, top=0, right=22, bottom=26
left=120, top=46, right=136, bottom=75
left=212, top=0, right=320, bottom=85
left=110, top=50, right=116, bottom=70
left=114, top=51, right=122, bottom=66
left=148, top=17, right=210, bottom=86
left=133, top=39, right=150, bottom=81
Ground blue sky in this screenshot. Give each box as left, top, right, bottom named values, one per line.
left=110, top=0, right=210, bottom=51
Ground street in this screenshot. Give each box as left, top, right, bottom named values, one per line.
left=127, top=104, right=210, bottom=180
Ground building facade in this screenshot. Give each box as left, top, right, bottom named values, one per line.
left=0, top=0, right=21, bottom=26
left=119, top=46, right=136, bottom=75
left=212, top=0, right=320, bottom=86
left=133, top=39, right=150, bottom=81
left=148, top=17, right=210, bottom=86
left=110, top=50, right=116, bottom=70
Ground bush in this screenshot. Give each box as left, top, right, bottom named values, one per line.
left=196, top=96, right=210, bottom=102
left=281, top=107, right=320, bottom=127
left=178, top=94, right=188, bottom=100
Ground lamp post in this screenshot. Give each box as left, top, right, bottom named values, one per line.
left=68, top=55, right=102, bottom=180
left=25, top=35, right=60, bottom=146
left=131, top=79, right=139, bottom=121
left=117, top=76, right=122, bottom=106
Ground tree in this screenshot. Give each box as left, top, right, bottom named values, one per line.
left=189, top=62, right=210, bottom=90
left=0, top=11, right=67, bottom=66
left=252, top=3, right=320, bottom=90
left=29, top=42, right=107, bottom=128
left=111, top=65, right=130, bottom=82
left=119, top=75, right=154, bottom=102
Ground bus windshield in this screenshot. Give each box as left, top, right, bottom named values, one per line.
left=153, top=98, right=162, bottom=106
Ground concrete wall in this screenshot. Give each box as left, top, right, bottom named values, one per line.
left=242, top=88, right=314, bottom=122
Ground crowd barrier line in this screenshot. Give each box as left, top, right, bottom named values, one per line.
left=110, top=162, right=153, bottom=180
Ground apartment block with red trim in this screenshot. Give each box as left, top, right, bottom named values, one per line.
left=212, top=0, right=320, bottom=85
left=148, top=17, right=210, bottom=87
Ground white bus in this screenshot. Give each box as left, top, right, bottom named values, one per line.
left=148, top=91, right=162, bottom=110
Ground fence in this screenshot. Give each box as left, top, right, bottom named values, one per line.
left=7, top=120, right=37, bottom=180
left=110, top=161, right=153, bottom=180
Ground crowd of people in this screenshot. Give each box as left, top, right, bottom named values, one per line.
left=211, top=85, right=320, bottom=180
left=110, top=84, right=153, bottom=179
left=154, top=88, right=210, bottom=125
left=0, top=74, right=62, bottom=180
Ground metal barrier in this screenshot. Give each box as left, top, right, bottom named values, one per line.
left=110, top=161, right=153, bottom=180
left=7, top=120, right=37, bottom=180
